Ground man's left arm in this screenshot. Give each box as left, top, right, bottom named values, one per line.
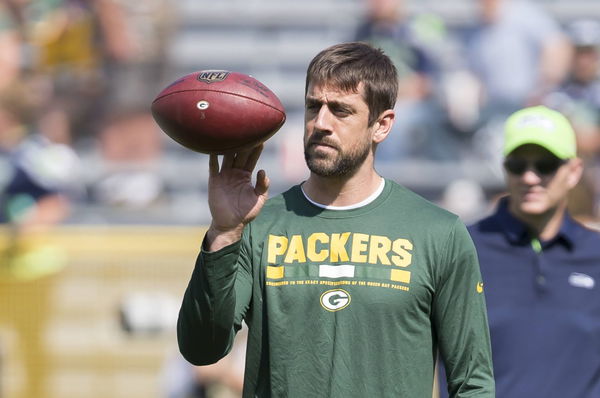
left=432, top=218, right=495, bottom=397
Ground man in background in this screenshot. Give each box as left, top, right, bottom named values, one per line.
left=467, top=106, right=600, bottom=397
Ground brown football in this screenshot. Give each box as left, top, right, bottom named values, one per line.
left=151, top=70, right=286, bottom=154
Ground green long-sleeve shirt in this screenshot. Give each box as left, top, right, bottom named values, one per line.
left=178, top=180, right=494, bottom=397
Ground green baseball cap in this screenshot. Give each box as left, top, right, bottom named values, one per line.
left=503, top=105, right=577, bottom=159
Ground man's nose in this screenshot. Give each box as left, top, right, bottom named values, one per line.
left=521, top=168, right=543, bottom=184
left=314, top=105, right=334, bottom=131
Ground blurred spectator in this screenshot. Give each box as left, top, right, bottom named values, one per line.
left=0, top=2, right=22, bottom=92
left=466, top=0, right=572, bottom=113
left=104, top=0, right=177, bottom=107
left=0, top=0, right=154, bottom=141
left=354, top=0, right=433, bottom=102
left=0, top=91, right=80, bottom=398
left=549, top=19, right=600, bottom=154
left=447, top=0, right=573, bottom=170
left=0, top=97, right=80, bottom=284
left=1, top=101, right=81, bottom=238
left=354, top=0, right=436, bottom=160
left=355, top=0, right=484, bottom=162
left=90, top=107, right=166, bottom=209
left=0, top=83, right=31, bottom=156
left=545, top=19, right=600, bottom=221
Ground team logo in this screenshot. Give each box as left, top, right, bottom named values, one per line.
left=568, top=272, right=595, bottom=289
left=197, top=70, right=229, bottom=83
left=196, top=100, right=210, bottom=110
left=516, top=114, right=555, bottom=132
left=476, top=282, right=484, bottom=293
left=320, top=289, right=351, bottom=312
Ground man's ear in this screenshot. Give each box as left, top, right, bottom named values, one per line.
left=372, top=109, right=395, bottom=144
left=566, top=157, right=584, bottom=189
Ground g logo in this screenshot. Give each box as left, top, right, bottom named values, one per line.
left=196, top=100, right=210, bottom=110
left=320, top=289, right=351, bottom=312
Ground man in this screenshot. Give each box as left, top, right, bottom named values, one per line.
left=468, top=106, right=600, bottom=397
left=177, top=42, right=494, bottom=397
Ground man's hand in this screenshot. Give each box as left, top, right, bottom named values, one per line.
left=205, top=145, right=269, bottom=251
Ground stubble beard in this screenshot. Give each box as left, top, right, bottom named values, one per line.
left=304, top=139, right=371, bottom=178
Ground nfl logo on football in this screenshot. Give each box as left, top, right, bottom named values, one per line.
left=197, top=71, right=229, bottom=83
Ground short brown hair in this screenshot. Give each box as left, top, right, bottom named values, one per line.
left=305, top=42, right=398, bottom=126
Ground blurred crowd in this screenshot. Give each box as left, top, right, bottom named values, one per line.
left=0, top=1, right=177, bottom=397
left=0, top=0, right=176, bottom=236
left=0, top=0, right=599, bottom=397
left=0, top=0, right=598, bottom=232
left=360, top=0, right=600, bottom=224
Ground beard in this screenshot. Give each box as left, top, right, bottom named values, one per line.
left=304, top=135, right=371, bottom=177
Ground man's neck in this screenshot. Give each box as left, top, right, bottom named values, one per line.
left=302, top=170, right=384, bottom=208
left=510, top=202, right=567, bottom=241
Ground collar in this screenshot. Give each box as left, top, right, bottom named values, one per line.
left=300, top=177, right=385, bottom=211
left=494, top=197, right=576, bottom=250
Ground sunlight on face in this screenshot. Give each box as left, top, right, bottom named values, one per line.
left=303, top=83, right=374, bottom=177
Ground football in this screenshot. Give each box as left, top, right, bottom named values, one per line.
left=151, top=70, right=286, bottom=154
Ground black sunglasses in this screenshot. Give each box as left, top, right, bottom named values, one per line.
left=503, top=157, right=567, bottom=176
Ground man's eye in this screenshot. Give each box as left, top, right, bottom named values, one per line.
left=333, top=107, right=351, bottom=116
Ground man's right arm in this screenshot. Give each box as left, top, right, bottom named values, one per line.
left=177, top=147, right=268, bottom=365
left=177, top=233, right=253, bottom=365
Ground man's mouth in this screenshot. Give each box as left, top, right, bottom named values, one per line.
left=521, top=189, right=543, bottom=199
left=309, top=140, right=337, bottom=150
